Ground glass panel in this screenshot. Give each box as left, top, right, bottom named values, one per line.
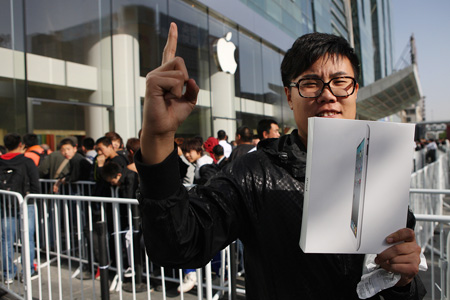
left=0, top=0, right=27, bottom=137
left=167, top=1, right=211, bottom=138
left=237, top=32, right=263, bottom=102
left=112, top=0, right=167, bottom=76
left=261, top=44, right=283, bottom=120
left=32, top=100, right=85, bottom=131
left=176, top=106, right=212, bottom=139
left=236, top=111, right=262, bottom=135
left=25, top=0, right=113, bottom=105
left=168, top=0, right=210, bottom=90
left=0, top=1, right=13, bottom=49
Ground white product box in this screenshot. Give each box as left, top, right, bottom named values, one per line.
left=299, top=118, right=415, bottom=254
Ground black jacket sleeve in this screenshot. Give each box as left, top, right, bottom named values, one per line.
left=135, top=148, right=245, bottom=268
left=120, top=169, right=138, bottom=199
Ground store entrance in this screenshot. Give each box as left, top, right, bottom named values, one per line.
left=27, top=97, right=111, bottom=150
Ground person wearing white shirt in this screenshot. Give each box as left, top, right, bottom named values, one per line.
left=217, top=130, right=232, bottom=158
left=182, top=138, right=214, bottom=181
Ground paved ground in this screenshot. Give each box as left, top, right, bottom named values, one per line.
left=0, top=259, right=243, bottom=300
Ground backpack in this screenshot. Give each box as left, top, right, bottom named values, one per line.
left=30, top=149, right=48, bottom=166
left=0, top=164, right=26, bottom=196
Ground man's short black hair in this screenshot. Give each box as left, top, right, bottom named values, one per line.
left=96, top=136, right=112, bottom=147
left=236, top=126, right=253, bottom=143
left=257, top=119, right=278, bottom=140
left=182, top=138, right=203, bottom=154
left=105, top=131, right=124, bottom=148
left=23, top=133, right=39, bottom=148
left=101, top=161, right=121, bottom=181
left=281, top=32, right=360, bottom=87
left=212, top=144, right=224, bottom=157
left=3, top=133, right=21, bottom=151
left=217, top=130, right=226, bottom=140
left=60, top=138, right=76, bottom=147
left=82, top=137, right=95, bottom=150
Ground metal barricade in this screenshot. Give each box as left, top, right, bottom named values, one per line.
left=0, top=190, right=32, bottom=300
left=39, top=179, right=96, bottom=196
left=410, top=151, right=450, bottom=248
left=13, top=193, right=233, bottom=300
left=411, top=189, right=450, bottom=300
left=414, top=213, right=450, bottom=300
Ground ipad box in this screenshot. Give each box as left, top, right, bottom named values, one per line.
left=299, top=117, right=415, bottom=254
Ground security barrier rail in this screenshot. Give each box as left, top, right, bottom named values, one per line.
left=0, top=189, right=236, bottom=300
left=411, top=189, right=450, bottom=300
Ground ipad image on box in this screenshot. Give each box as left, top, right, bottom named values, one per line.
left=350, top=124, right=370, bottom=250
left=299, top=118, right=414, bottom=253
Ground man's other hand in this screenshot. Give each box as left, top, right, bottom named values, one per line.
left=375, top=228, right=421, bottom=286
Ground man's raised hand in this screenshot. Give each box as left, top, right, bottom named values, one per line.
left=141, top=22, right=199, bottom=165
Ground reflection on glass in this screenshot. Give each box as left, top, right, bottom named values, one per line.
left=238, top=33, right=263, bottom=102
left=0, top=1, right=12, bottom=49
left=168, top=0, right=209, bottom=90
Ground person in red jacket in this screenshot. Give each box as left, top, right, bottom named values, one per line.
left=0, top=133, right=40, bottom=283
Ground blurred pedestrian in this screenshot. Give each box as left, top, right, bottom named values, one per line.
left=23, top=133, right=47, bottom=166
left=217, top=130, right=232, bottom=158
left=0, top=133, right=40, bottom=283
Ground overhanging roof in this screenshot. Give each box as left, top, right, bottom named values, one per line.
left=356, top=64, right=422, bottom=120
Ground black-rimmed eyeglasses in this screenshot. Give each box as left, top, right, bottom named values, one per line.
left=289, top=76, right=357, bottom=98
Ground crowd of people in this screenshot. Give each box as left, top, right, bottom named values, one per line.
left=0, top=120, right=279, bottom=289
left=414, top=138, right=449, bottom=164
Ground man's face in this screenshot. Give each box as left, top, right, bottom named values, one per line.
left=111, top=139, right=121, bottom=151
left=96, top=143, right=114, bottom=158
left=107, top=174, right=121, bottom=186
left=60, top=144, right=77, bottom=160
left=265, top=123, right=281, bottom=139
left=285, top=55, right=358, bottom=145
left=184, top=149, right=201, bottom=163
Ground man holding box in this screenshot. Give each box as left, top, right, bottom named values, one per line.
left=135, top=23, right=425, bottom=299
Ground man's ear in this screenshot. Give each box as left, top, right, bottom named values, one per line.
left=284, top=87, right=294, bottom=110
left=263, top=131, right=269, bottom=140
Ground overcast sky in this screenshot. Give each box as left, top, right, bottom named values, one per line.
left=391, top=1, right=450, bottom=122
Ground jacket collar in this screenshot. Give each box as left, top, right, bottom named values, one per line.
left=0, top=153, right=23, bottom=160
left=258, top=129, right=307, bottom=180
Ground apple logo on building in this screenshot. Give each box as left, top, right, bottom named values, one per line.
left=214, top=32, right=238, bottom=75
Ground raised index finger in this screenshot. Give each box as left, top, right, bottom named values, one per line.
left=162, top=22, right=178, bottom=65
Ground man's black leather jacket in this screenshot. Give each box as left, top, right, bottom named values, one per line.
left=136, top=130, right=425, bottom=300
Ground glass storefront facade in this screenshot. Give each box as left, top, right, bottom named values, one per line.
left=0, top=0, right=395, bottom=146
left=238, top=0, right=314, bottom=38
left=0, top=0, right=295, bottom=145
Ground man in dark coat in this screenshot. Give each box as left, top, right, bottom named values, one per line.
left=135, top=23, right=425, bottom=300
